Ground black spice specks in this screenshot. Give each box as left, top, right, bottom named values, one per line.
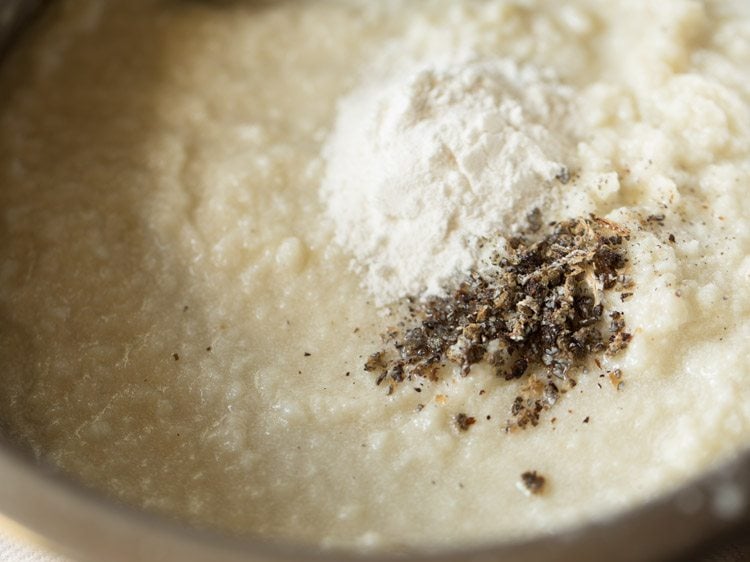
left=365, top=215, right=633, bottom=429
left=456, top=413, right=476, bottom=431
left=519, top=471, right=546, bottom=496
left=646, top=214, right=665, bottom=224
left=556, top=166, right=571, bottom=185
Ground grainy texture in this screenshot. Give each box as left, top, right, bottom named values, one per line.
left=0, top=0, right=748, bottom=553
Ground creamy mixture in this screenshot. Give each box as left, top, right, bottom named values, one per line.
left=1, top=0, right=750, bottom=553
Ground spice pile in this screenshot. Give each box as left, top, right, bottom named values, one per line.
left=365, top=214, right=633, bottom=429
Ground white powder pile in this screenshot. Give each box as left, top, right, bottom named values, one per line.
left=321, top=56, right=577, bottom=305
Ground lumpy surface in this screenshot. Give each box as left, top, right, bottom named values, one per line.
left=0, top=0, right=749, bottom=552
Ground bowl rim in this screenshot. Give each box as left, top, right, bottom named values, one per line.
left=0, top=427, right=748, bottom=562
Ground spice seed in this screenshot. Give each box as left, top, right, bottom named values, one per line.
left=518, top=471, right=546, bottom=496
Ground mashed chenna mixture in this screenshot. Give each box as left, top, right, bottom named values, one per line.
left=0, top=0, right=749, bottom=552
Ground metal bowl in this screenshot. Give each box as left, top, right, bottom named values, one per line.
left=0, top=3, right=748, bottom=561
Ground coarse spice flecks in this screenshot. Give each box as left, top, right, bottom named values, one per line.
left=364, top=214, right=634, bottom=429
left=520, top=471, right=547, bottom=495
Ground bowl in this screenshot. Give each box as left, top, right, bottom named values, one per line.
left=1, top=3, right=749, bottom=561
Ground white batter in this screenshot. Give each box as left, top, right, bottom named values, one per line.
left=0, top=0, right=749, bottom=553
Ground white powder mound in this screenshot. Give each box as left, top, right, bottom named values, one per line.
left=321, top=56, right=577, bottom=304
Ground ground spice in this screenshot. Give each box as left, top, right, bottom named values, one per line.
left=365, top=215, right=633, bottom=429
left=519, top=471, right=546, bottom=495
left=456, top=413, right=476, bottom=431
